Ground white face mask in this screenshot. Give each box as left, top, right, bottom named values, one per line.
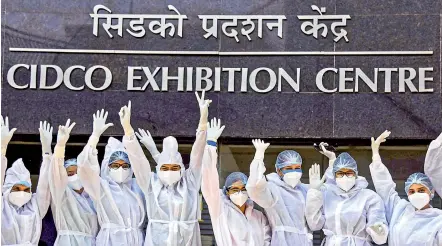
left=109, top=167, right=131, bottom=183
left=336, top=176, right=356, bottom=192
left=158, top=170, right=181, bottom=186
left=9, top=191, right=32, bottom=207
left=283, top=172, right=302, bottom=188
left=408, top=192, right=430, bottom=210
left=229, top=191, right=249, bottom=207
left=67, top=174, right=83, bottom=190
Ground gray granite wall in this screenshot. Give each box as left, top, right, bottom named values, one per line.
left=1, top=0, right=441, bottom=139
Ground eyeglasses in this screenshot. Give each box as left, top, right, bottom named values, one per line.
left=227, top=187, right=247, bottom=194
left=109, top=163, right=131, bottom=170
left=335, top=171, right=356, bottom=178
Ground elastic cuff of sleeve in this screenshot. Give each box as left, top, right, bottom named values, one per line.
left=253, top=152, right=265, bottom=161
left=372, top=154, right=381, bottom=162
left=308, top=188, right=323, bottom=197
left=124, top=127, right=135, bottom=137
left=328, top=158, right=336, bottom=167
left=198, top=122, right=208, bottom=131
left=54, top=145, right=65, bottom=158
left=88, top=136, right=100, bottom=148
left=207, top=140, right=217, bottom=147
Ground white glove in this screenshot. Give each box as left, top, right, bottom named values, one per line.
left=54, top=119, right=76, bottom=158
left=252, top=139, right=270, bottom=160
left=119, top=101, right=134, bottom=136
left=89, top=109, right=113, bottom=148
left=1, top=116, right=17, bottom=156
left=367, top=222, right=388, bottom=244
left=207, top=118, right=225, bottom=142
left=319, top=142, right=336, bottom=159
left=39, top=121, right=53, bottom=155
left=309, top=163, right=325, bottom=190
left=195, top=90, right=212, bottom=131
left=136, top=128, right=157, bottom=151
left=371, top=130, right=390, bottom=157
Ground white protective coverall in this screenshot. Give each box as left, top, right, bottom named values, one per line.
left=201, top=145, right=271, bottom=246
left=1, top=156, right=51, bottom=245
left=305, top=176, right=388, bottom=245
left=370, top=141, right=442, bottom=245
left=246, top=159, right=313, bottom=246
left=49, top=155, right=99, bottom=245
left=77, top=137, right=146, bottom=245
left=123, top=129, right=206, bottom=246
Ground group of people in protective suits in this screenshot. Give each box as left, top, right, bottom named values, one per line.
left=1, top=91, right=442, bottom=246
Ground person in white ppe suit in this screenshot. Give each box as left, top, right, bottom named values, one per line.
left=246, top=139, right=312, bottom=246
left=1, top=116, right=51, bottom=245
left=77, top=110, right=146, bottom=245
left=49, top=115, right=104, bottom=245
left=201, top=118, right=271, bottom=246
left=306, top=151, right=389, bottom=246
left=370, top=130, right=442, bottom=245
left=122, top=91, right=210, bottom=246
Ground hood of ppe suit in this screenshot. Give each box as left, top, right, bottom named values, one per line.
left=405, top=172, right=435, bottom=199
left=155, top=135, right=184, bottom=173
left=275, top=150, right=302, bottom=170
left=3, top=158, right=32, bottom=196
left=222, top=172, right=248, bottom=195
left=155, top=150, right=184, bottom=174
left=332, top=152, right=358, bottom=176
left=101, top=137, right=133, bottom=183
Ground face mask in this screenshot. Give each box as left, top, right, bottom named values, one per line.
left=9, top=191, right=32, bottom=207
left=67, top=175, right=83, bottom=190
left=158, top=170, right=181, bottom=186
left=109, top=167, right=131, bottom=183
left=408, top=193, right=430, bottom=210
left=336, top=176, right=356, bottom=192
left=283, top=171, right=302, bottom=188
left=229, top=191, right=248, bottom=207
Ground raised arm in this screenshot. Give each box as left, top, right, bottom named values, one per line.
left=369, top=130, right=400, bottom=222
left=201, top=118, right=225, bottom=218
left=424, top=131, right=442, bottom=197
left=35, top=121, right=53, bottom=217
left=305, top=164, right=326, bottom=231
left=318, top=142, right=336, bottom=183
left=78, top=110, right=113, bottom=201
left=119, top=102, right=153, bottom=193
left=188, top=91, right=210, bottom=178
left=246, top=139, right=277, bottom=209
left=1, top=115, right=16, bottom=200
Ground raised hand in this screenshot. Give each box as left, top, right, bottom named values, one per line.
left=195, top=90, right=212, bottom=129
left=92, top=109, right=113, bottom=137
left=309, top=163, right=325, bottom=190
left=319, top=142, right=336, bottom=160
left=119, top=101, right=134, bottom=135
left=57, top=119, right=76, bottom=146
left=207, top=118, right=225, bottom=142
left=1, top=115, right=17, bottom=155
left=252, top=139, right=270, bottom=160
left=136, top=128, right=156, bottom=151
left=371, top=130, right=391, bottom=156
left=39, top=121, right=53, bottom=155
